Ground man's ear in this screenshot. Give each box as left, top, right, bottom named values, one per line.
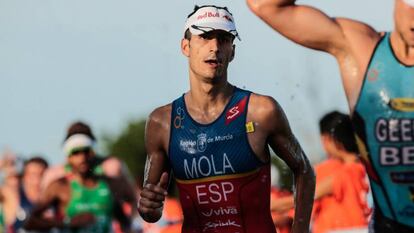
left=229, top=44, right=235, bottom=62
left=181, top=38, right=190, bottom=57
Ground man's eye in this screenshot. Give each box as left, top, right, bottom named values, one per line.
left=200, top=34, right=210, bottom=39
left=219, top=37, right=232, bottom=43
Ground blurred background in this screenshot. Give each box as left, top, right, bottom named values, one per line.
left=0, top=0, right=392, bottom=183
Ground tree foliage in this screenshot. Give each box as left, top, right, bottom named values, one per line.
left=271, top=155, right=294, bottom=191
left=102, top=119, right=147, bottom=180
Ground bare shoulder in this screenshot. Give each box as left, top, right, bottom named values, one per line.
left=41, top=164, right=66, bottom=190
left=146, top=103, right=173, bottom=151
left=51, top=177, right=68, bottom=187
left=335, top=18, right=381, bottom=55
left=248, top=93, right=285, bottom=125
left=336, top=18, right=380, bottom=38
left=147, top=104, right=172, bottom=130
left=46, top=177, right=68, bottom=194
left=39, top=177, right=69, bottom=204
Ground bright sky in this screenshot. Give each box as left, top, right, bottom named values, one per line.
left=0, top=0, right=393, bottom=165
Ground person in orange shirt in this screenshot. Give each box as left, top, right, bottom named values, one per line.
left=272, top=111, right=370, bottom=233
left=159, top=196, right=183, bottom=233
left=312, top=112, right=347, bottom=233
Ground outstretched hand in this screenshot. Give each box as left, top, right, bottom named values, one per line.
left=138, top=172, right=169, bottom=222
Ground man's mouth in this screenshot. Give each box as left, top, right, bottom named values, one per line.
left=204, top=58, right=221, bottom=67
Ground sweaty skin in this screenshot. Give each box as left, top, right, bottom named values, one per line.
left=246, top=0, right=382, bottom=111
left=248, top=0, right=414, bottom=232
left=247, top=0, right=414, bottom=111
left=139, top=28, right=315, bottom=233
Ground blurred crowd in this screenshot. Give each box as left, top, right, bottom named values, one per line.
left=0, top=111, right=371, bottom=233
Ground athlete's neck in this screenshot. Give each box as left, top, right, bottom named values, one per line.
left=185, top=81, right=234, bottom=124
left=337, top=150, right=358, bottom=164
left=72, top=171, right=98, bottom=188
left=390, top=31, right=414, bottom=65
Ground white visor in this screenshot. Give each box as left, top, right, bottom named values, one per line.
left=63, top=134, right=94, bottom=156
left=184, top=5, right=240, bottom=40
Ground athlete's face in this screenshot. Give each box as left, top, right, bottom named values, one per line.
left=68, top=147, right=93, bottom=175
left=395, top=0, right=414, bottom=46
left=181, top=30, right=235, bottom=82
left=23, top=162, right=47, bottom=189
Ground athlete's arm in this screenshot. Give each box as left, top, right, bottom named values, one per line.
left=247, top=0, right=378, bottom=56
left=24, top=179, right=67, bottom=230
left=264, top=98, right=315, bottom=233
left=41, top=164, right=66, bottom=190
left=138, top=105, right=172, bottom=223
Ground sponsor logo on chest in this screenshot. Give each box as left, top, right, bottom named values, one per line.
left=375, top=118, right=414, bottom=166
left=179, top=133, right=234, bottom=154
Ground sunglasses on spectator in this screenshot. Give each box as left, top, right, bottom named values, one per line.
left=68, top=147, right=91, bottom=157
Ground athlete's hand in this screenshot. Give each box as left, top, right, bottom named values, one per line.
left=69, top=213, right=96, bottom=228
left=138, top=172, right=169, bottom=222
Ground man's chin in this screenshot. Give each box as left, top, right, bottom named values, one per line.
left=402, top=33, right=414, bottom=47
left=77, top=166, right=91, bottom=175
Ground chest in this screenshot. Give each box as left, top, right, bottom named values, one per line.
left=64, top=181, right=112, bottom=217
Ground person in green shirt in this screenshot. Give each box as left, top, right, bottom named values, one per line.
left=24, top=133, right=129, bottom=233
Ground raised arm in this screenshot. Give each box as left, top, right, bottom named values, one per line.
left=247, top=0, right=379, bottom=57
left=248, top=0, right=347, bottom=54
left=138, top=105, right=172, bottom=223
left=265, top=98, right=315, bottom=233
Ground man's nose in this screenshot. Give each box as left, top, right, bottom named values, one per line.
left=78, top=151, right=90, bottom=161
left=208, top=38, right=220, bottom=52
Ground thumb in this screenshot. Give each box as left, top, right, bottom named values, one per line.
left=157, top=172, right=169, bottom=190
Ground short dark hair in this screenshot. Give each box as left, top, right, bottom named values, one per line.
left=320, top=111, right=359, bottom=154
left=319, top=111, right=343, bottom=134
left=65, top=121, right=96, bottom=141
left=184, top=29, right=192, bottom=40
left=332, top=114, right=359, bottom=154
left=24, top=156, right=48, bottom=171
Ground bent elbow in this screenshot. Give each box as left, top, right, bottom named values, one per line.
left=246, top=0, right=268, bottom=18
left=247, top=0, right=289, bottom=19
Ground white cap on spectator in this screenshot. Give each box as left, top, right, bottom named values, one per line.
left=63, top=134, right=94, bottom=156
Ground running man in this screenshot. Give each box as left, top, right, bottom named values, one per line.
left=42, top=121, right=138, bottom=231
left=247, top=0, right=414, bottom=232
left=42, top=121, right=137, bottom=208
left=24, top=130, right=129, bottom=232
left=138, top=5, right=315, bottom=233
